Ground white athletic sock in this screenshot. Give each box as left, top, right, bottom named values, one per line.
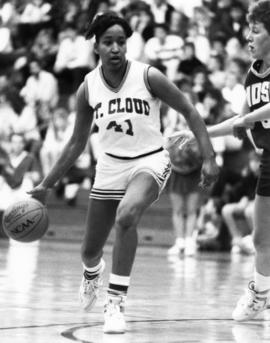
left=83, top=259, right=103, bottom=274
left=108, top=274, right=130, bottom=296
left=254, top=270, right=270, bottom=292
left=175, top=237, right=185, bottom=248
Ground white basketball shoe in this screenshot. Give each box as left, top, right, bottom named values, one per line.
left=167, top=238, right=185, bottom=256
left=232, top=281, right=270, bottom=321
left=79, top=259, right=105, bottom=311
left=103, top=294, right=126, bottom=334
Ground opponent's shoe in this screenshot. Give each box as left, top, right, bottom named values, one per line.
left=232, top=281, right=270, bottom=321
left=103, top=294, right=126, bottom=334
left=79, top=259, right=105, bottom=311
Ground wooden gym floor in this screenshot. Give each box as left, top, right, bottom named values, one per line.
left=1, top=238, right=270, bottom=343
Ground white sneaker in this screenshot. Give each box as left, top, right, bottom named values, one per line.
left=79, top=259, right=105, bottom=312
left=239, top=235, right=255, bottom=255
left=103, top=294, right=126, bottom=334
left=185, top=237, right=197, bottom=256
left=167, top=244, right=181, bottom=256
left=167, top=238, right=185, bottom=256
left=232, top=281, right=270, bottom=321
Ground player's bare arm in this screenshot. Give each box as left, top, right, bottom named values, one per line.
left=29, top=82, right=93, bottom=200
left=147, top=67, right=219, bottom=188
left=147, top=67, right=215, bottom=160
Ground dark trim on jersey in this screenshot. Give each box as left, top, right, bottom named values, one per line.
left=105, top=147, right=164, bottom=160
left=144, top=65, right=153, bottom=95
left=90, top=188, right=125, bottom=200
left=99, top=60, right=131, bottom=93
left=84, top=75, right=89, bottom=103
left=250, top=60, right=270, bottom=78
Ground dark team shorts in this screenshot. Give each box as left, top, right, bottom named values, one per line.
left=256, top=149, right=270, bottom=196
left=169, top=168, right=201, bottom=196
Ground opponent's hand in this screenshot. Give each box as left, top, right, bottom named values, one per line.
left=199, top=157, right=219, bottom=189
left=27, top=184, right=51, bottom=204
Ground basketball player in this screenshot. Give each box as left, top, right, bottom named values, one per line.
left=174, top=0, right=270, bottom=321
left=28, top=12, right=219, bottom=333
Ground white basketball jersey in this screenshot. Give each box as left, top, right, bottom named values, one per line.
left=85, top=60, right=164, bottom=158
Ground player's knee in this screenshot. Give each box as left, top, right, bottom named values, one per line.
left=116, top=204, right=141, bottom=230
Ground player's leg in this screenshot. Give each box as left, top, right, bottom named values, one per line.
left=103, top=150, right=171, bottom=333
left=240, top=200, right=255, bottom=254
left=103, top=172, right=160, bottom=334
left=232, top=195, right=270, bottom=321
left=254, top=195, right=270, bottom=281
left=185, top=192, right=200, bottom=256
left=168, top=192, right=186, bottom=255
left=79, top=198, right=118, bottom=311
left=222, top=202, right=244, bottom=253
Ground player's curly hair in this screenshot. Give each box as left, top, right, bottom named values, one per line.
left=85, top=11, right=133, bottom=42
left=247, top=0, right=270, bottom=34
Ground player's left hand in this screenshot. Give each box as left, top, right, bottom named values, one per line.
left=199, top=157, right=219, bottom=189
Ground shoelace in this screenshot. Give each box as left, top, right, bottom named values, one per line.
left=83, top=276, right=101, bottom=294
left=105, top=297, right=125, bottom=315
left=245, top=282, right=269, bottom=310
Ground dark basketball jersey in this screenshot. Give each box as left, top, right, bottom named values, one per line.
left=245, top=59, right=270, bottom=151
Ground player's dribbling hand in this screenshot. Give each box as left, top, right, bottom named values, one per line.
left=199, top=157, right=219, bottom=189
left=27, top=184, right=51, bottom=204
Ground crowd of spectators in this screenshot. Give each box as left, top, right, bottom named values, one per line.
left=0, top=0, right=258, bottom=253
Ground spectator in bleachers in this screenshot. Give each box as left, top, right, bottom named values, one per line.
left=207, top=53, right=226, bottom=90
left=147, top=0, right=177, bottom=27
left=168, top=9, right=188, bottom=39
left=30, top=28, right=58, bottom=72
left=185, top=21, right=211, bottom=65
left=0, top=17, right=13, bottom=53
left=39, top=104, right=91, bottom=205
left=170, top=0, right=203, bottom=20
left=196, top=87, right=224, bottom=126
left=221, top=69, right=246, bottom=115
left=20, top=56, right=59, bottom=110
left=0, top=0, right=18, bottom=26
left=18, top=0, right=52, bottom=48
left=221, top=150, right=260, bottom=255
left=122, top=0, right=155, bottom=42
left=0, top=132, right=40, bottom=213
left=19, top=0, right=51, bottom=24
left=39, top=107, right=72, bottom=176
left=53, top=22, right=95, bottom=96
left=191, top=66, right=213, bottom=103
left=144, top=22, right=183, bottom=79
left=0, top=88, right=18, bottom=143
left=173, top=41, right=205, bottom=83
left=210, top=33, right=228, bottom=64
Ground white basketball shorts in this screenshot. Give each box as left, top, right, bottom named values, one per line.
left=90, top=149, right=171, bottom=200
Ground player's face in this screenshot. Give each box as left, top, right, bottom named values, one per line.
left=96, top=25, right=127, bottom=68
left=246, top=21, right=270, bottom=60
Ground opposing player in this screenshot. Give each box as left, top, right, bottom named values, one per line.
left=175, top=0, right=270, bottom=321
left=28, top=12, right=219, bottom=333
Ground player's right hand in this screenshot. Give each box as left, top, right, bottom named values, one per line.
left=166, top=129, right=195, bottom=150
left=27, top=184, right=51, bottom=204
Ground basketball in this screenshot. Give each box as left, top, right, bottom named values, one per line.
left=167, top=130, right=203, bottom=174
left=2, top=198, right=49, bottom=242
